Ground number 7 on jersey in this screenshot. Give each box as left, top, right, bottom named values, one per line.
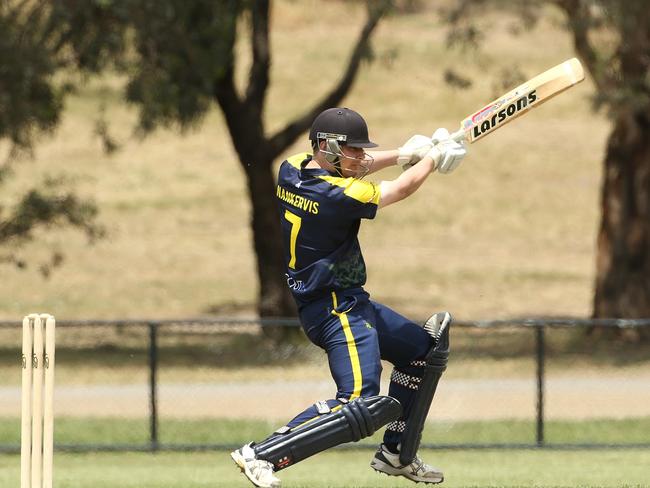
left=284, top=210, right=302, bottom=269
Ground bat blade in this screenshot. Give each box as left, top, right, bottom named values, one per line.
left=451, top=58, right=584, bottom=143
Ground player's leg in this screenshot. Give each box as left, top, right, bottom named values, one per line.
left=398, top=312, right=450, bottom=465
left=231, top=292, right=401, bottom=486
left=278, top=291, right=384, bottom=431
left=232, top=395, right=401, bottom=488
left=372, top=302, right=433, bottom=449
left=252, top=292, right=391, bottom=463
left=369, top=302, right=450, bottom=484
left=250, top=395, right=401, bottom=471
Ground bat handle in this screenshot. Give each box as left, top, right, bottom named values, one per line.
left=449, top=128, right=467, bottom=143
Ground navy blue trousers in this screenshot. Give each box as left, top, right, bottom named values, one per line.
left=286, top=288, right=434, bottom=446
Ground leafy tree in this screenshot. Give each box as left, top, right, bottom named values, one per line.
left=0, top=1, right=103, bottom=276
left=448, top=0, right=650, bottom=338
left=557, top=0, right=650, bottom=338
left=44, top=0, right=389, bottom=318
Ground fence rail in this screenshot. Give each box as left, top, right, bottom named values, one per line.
left=1, top=317, right=649, bottom=453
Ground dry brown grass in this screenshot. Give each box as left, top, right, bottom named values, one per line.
left=0, top=1, right=607, bottom=321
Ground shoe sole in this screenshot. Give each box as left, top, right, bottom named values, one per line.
left=230, top=450, right=281, bottom=488
left=370, top=458, right=444, bottom=484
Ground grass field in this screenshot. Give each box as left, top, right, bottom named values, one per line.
left=1, top=449, right=649, bottom=488
left=1, top=417, right=650, bottom=447
left=0, top=1, right=609, bottom=321
left=1, top=418, right=649, bottom=487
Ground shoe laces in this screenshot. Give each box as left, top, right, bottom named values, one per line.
left=250, top=459, right=275, bottom=478
left=411, top=456, right=426, bottom=474
left=411, top=455, right=439, bottom=476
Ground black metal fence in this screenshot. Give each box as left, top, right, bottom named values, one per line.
left=1, top=317, right=649, bottom=453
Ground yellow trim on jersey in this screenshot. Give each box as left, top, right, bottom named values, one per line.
left=286, top=152, right=312, bottom=169
left=317, top=175, right=380, bottom=205
left=331, top=292, right=362, bottom=400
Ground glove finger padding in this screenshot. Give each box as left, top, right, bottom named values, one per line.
left=397, top=134, right=433, bottom=171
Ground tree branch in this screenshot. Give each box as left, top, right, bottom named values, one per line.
left=245, top=0, right=270, bottom=112
left=16, top=0, right=47, bottom=48
left=213, top=4, right=244, bottom=133
left=267, top=1, right=387, bottom=159
left=553, top=0, right=607, bottom=93
left=0, top=189, right=102, bottom=244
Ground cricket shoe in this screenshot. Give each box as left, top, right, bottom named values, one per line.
left=231, top=443, right=281, bottom=488
left=370, top=443, right=444, bottom=484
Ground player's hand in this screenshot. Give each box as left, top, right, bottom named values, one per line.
left=431, top=128, right=452, bottom=145
left=397, top=135, right=433, bottom=171
left=427, top=128, right=466, bottom=174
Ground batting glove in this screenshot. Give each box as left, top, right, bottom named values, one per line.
left=397, top=135, right=434, bottom=171
left=427, top=128, right=466, bottom=174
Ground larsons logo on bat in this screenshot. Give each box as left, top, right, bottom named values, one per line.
left=465, top=89, right=538, bottom=140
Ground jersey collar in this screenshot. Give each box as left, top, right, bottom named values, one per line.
left=300, top=155, right=333, bottom=176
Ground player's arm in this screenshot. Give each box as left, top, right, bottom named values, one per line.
left=378, top=134, right=466, bottom=209
left=378, top=156, right=437, bottom=208
left=365, top=149, right=399, bottom=174
left=365, top=135, right=433, bottom=175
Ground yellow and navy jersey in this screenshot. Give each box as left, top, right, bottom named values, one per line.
left=276, top=153, right=381, bottom=306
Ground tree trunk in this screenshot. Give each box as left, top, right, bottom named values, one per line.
left=593, top=109, right=650, bottom=340
left=242, top=159, right=297, bottom=319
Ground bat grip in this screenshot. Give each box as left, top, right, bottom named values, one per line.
left=449, top=128, right=467, bottom=143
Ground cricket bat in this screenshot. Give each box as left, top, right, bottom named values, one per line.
left=450, top=58, right=584, bottom=143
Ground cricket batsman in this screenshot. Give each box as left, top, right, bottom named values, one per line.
left=231, top=107, right=466, bottom=487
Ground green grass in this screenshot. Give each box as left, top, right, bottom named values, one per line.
left=2, top=418, right=649, bottom=487
left=1, top=449, right=649, bottom=487
left=2, top=417, right=649, bottom=448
